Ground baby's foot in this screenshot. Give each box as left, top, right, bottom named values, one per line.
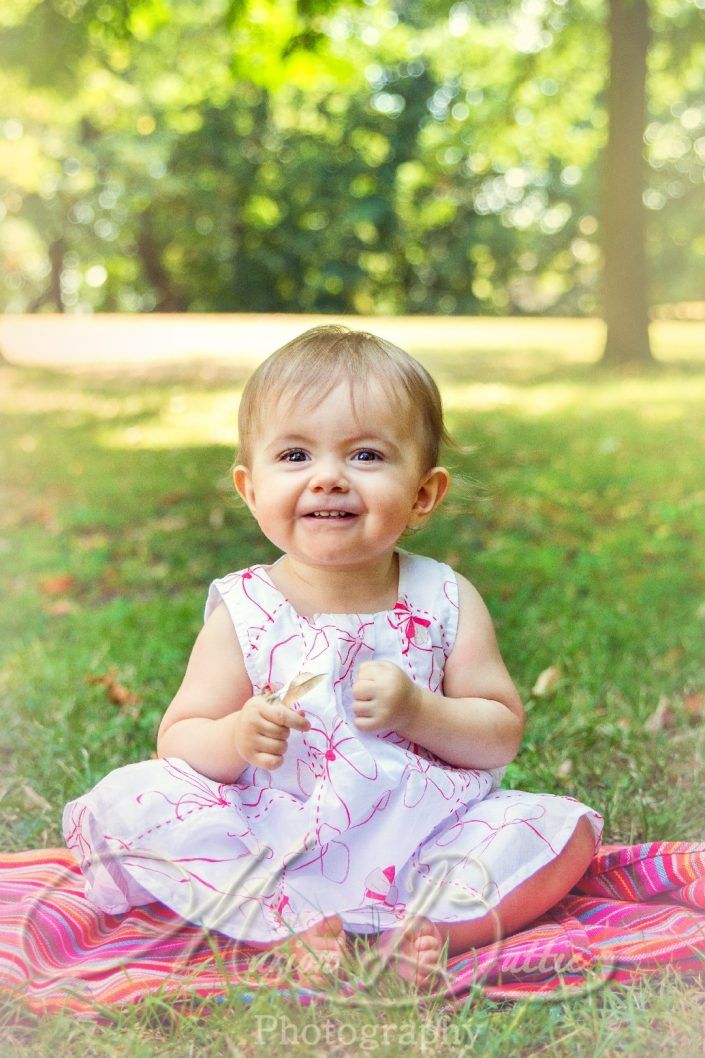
left=273, top=914, right=347, bottom=986
left=372, top=917, right=446, bottom=991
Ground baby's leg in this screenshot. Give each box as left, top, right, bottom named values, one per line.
left=252, top=915, right=348, bottom=984
left=441, top=814, right=596, bottom=955
left=370, top=815, right=596, bottom=989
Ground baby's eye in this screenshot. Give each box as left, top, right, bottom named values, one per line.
left=280, top=449, right=309, bottom=463
left=353, top=449, right=382, bottom=462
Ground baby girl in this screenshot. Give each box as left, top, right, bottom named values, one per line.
left=64, top=325, right=602, bottom=989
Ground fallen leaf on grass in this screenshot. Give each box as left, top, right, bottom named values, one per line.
left=644, top=695, right=675, bottom=733
left=32, top=505, right=58, bottom=531
left=154, top=513, right=188, bottom=533
left=159, top=490, right=188, bottom=506
left=684, top=693, right=705, bottom=721
left=557, top=759, right=573, bottom=780
left=86, top=671, right=142, bottom=714
left=39, top=573, right=77, bottom=595
left=23, top=784, right=52, bottom=812
left=47, top=599, right=79, bottom=616
left=532, top=666, right=561, bottom=697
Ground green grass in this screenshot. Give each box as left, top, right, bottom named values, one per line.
left=1, top=321, right=704, bottom=1055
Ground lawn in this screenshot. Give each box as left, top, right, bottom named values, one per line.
left=1, top=317, right=704, bottom=1055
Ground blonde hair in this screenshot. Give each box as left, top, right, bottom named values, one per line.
left=236, top=325, right=452, bottom=470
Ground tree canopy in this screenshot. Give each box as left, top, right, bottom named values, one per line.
left=1, top=0, right=703, bottom=320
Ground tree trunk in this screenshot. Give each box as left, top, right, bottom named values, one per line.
left=48, top=237, right=66, bottom=313
left=137, top=216, right=186, bottom=312
left=601, top=0, right=653, bottom=365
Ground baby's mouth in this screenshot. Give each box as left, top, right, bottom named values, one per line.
left=305, top=511, right=356, bottom=519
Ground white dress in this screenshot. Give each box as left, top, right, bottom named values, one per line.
left=63, top=550, right=603, bottom=943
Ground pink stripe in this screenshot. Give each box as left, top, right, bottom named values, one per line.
left=0, top=842, right=704, bottom=1015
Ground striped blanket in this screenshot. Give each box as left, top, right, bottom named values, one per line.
left=1, top=842, right=703, bottom=1017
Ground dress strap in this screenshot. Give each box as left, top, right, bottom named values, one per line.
left=204, top=566, right=288, bottom=690
left=395, top=550, right=460, bottom=660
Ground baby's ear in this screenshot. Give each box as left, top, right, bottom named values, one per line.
left=408, top=466, right=450, bottom=527
left=232, top=465, right=256, bottom=515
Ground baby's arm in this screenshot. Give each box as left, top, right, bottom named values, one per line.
left=354, top=574, right=524, bottom=769
left=157, top=602, right=308, bottom=782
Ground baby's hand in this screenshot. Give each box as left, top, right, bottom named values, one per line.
left=234, top=693, right=311, bottom=771
left=352, top=661, right=419, bottom=733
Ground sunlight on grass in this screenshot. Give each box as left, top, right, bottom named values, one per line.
left=87, top=365, right=705, bottom=454
left=97, top=390, right=243, bottom=450
left=652, top=321, right=705, bottom=361
left=444, top=374, right=705, bottom=419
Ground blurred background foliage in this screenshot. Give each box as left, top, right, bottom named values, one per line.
left=0, top=0, right=703, bottom=318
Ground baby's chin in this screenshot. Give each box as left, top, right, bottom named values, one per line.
left=283, top=548, right=398, bottom=574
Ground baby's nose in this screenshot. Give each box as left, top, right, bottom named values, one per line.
left=309, top=460, right=349, bottom=491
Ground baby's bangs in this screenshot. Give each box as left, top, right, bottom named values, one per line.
left=262, top=349, right=423, bottom=431
left=247, top=352, right=364, bottom=426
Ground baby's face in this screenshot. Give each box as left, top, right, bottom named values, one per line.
left=233, top=378, right=442, bottom=572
